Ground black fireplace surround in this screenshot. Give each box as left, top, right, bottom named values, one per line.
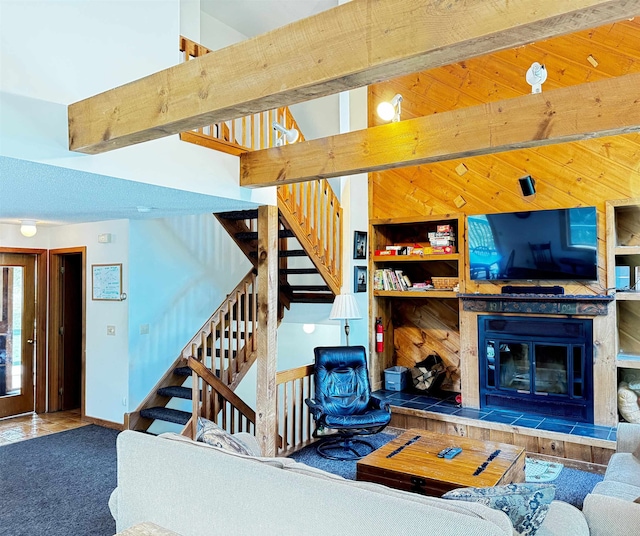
left=479, top=316, right=593, bottom=423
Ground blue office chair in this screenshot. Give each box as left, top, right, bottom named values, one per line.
left=305, top=346, right=391, bottom=460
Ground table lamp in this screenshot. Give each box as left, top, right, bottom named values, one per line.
left=329, top=293, right=361, bottom=346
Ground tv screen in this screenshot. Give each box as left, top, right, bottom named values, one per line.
left=468, top=207, right=598, bottom=281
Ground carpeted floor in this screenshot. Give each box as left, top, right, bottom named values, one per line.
left=0, top=424, right=119, bottom=536
left=290, top=431, right=604, bottom=510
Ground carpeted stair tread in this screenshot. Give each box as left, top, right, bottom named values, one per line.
left=157, top=386, right=192, bottom=400
left=235, top=229, right=294, bottom=240
left=280, top=267, right=319, bottom=274
left=140, top=407, right=191, bottom=425
left=218, top=209, right=259, bottom=220
left=250, top=249, right=307, bottom=258
left=172, top=365, right=220, bottom=378
left=289, top=285, right=330, bottom=291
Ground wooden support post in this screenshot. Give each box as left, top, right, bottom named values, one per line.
left=256, top=205, right=279, bottom=456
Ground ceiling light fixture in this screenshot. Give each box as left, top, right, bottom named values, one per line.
left=20, top=219, right=37, bottom=237
left=272, top=121, right=300, bottom=146
left=377, top=93, right=403, bottom=122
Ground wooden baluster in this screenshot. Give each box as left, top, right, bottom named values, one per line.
left=191, top=371, right=199, bottom=439
left=283, top=382, right=289, bottom=451
left=291, top=380, right=298, bottom=446
left=297, top=378, right=304, bottom=445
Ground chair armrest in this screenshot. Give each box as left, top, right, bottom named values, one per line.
left=369, top=394, right=390, bottom=412
left=582, top=493, right=640, bottom=536
left=305, top=398, right=324, bottom=422
left=616, top=422, right=640, bottom=453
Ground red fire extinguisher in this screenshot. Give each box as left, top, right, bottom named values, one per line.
left=375, top=317, right=384, bottom=353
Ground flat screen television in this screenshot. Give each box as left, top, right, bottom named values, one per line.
left=468, top=207, right=598, bottom=281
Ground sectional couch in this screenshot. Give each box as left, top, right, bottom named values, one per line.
left=109, top=430, right=590, bottom=536
left=582, top=422, right=640, bottom=536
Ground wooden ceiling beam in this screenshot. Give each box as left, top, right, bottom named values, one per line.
left=68, top=0, right=640, bottom=154
left=239, top=72, right=640, bottom=188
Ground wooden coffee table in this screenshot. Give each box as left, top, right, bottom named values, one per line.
left=356, top=428, right=525, bottom=496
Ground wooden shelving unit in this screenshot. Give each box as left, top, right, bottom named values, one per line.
left=605, top=199, right=640, bottom=407
left=369, top=213, right=465, bottom=389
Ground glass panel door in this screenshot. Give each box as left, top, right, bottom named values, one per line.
left=534, top=344, right=568, bottom=395
left=0, top=253, right=36, bottom=418
left=498, top=342, right=530, bottom=392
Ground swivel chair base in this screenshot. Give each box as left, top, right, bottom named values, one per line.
left=316, top=436, right=375, bottom=461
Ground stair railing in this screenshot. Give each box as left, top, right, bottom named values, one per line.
left=179, top=36, right=342, bottom=295
left=276, top=363, right=315, bottom=455
left=181, top=269, right=258, bottom=391
left=188, top=357, right=256, bottom=439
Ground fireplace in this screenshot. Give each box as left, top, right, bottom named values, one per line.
left=478, top=316, right=593, bottom=423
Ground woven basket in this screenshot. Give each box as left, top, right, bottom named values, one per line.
left=431, top=276, right=458, bottom=289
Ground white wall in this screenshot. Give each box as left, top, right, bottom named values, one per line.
left=0, top=0, right=275, bottom=206
left=127, top=215, right=251, bottom=410
left=49, top=220, right=131, bottom=424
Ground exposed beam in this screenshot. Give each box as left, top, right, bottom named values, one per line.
left=240, top=72, right=640, bottom=188
left=68, top=0, right=640, bottom=154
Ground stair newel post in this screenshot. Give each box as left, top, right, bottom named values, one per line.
left=256, top=204, right=279, bottom=457
left=243, top=281, right=250, bottom=362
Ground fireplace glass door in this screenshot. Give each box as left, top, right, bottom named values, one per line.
left=479, top=316, right=592, bottom=422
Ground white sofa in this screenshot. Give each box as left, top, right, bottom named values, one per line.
left=110, top=430, right=588, bottom=536
left=582, top=422, right=640, bottom=536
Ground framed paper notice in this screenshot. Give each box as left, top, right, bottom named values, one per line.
left=92, top=264, right=122, bottom=301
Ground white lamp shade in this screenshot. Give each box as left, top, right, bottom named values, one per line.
left=20, top=220, right=37, bottom=237
left=329, top=293, right=361, bottom=320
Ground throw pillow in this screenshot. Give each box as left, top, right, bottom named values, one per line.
left=635, top=497, right=640, bottom=504
left=196, top=417, right=254, bottom=456
left=617, top=382, right=640, bottom=424
left=442, top=482, right=555, bottom=536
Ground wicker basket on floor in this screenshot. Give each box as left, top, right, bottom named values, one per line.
left=431, top=277, right=458, bottom=289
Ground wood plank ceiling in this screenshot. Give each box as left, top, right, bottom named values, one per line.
left=370, top=18, right=640, bottom=388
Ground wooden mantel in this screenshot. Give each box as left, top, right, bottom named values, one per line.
left=459, top=293, right=614, bottom=316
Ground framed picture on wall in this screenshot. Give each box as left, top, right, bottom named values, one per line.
left=92, top=263, right=123, bottom=301
left=354, top=265, right=367, bottom=293
left=353, top=231, right=367, bottom=259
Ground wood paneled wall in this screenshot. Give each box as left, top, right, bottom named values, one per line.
left=370, top=19, right=640, bottom=401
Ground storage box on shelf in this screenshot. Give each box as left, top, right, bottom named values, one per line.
left=606, top=199, right=640, bottom=420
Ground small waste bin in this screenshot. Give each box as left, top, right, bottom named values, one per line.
left=384, top=366, right=408, bottom=391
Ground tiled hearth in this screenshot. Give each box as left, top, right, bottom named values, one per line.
left=374, top=389, right=617, bottom=443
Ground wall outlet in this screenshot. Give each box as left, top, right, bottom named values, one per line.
left=122, top=397, right=127, bottom=407
left=98, top=233, right=112, bottom=243
left=107, top=325, right=116, bottom=336
left=139, top=323, right=150, bottom=335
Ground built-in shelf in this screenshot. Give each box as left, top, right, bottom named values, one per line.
left=617, top=354, right=640, bottom=369
left=372, top=254, right=459, bottom=263
left=614, top=246, right=640, bottom=256
left=374, top=290, right=458, bottom=298
left=615, top=292, right=640, bottom=301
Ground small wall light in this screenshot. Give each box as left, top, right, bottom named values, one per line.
left=272, top=121, right=299, bottom=146
left=525, top=62, right=547, bottom=94
left=519, top=175, right=536, bottom=197
left=302, top=323, right=316, bottom=334
left=377, top=94, right=403, bottom=122
left=20, top=219, right=37, bottom=237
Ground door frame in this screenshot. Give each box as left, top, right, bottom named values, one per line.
left=48, top=247, right=86, bottom=416
left=0, top=247, right=47, bottom=413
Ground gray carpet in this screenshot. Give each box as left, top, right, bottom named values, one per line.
left=0, top=424, right=119, bottom=536
left=291, top=432, right=603, bottom=510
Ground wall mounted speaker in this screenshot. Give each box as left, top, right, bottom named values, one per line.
left=519, top=175, right=536, bottom=196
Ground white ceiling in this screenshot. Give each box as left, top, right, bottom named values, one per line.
left=201, top=1, right=338, bottom=37
left=0, top=156, right=257, bottom=227
left=0, top=1, right=338, bottom=229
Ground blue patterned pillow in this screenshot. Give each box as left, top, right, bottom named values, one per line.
left=442, top=483, right=555, bottom=536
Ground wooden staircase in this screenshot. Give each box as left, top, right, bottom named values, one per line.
left=125, top=271, right=258, bottom=434
left=125, top=37, right=343, bottom=438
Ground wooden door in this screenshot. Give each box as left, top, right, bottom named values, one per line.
left=0, top=253, right=36, bottom=418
